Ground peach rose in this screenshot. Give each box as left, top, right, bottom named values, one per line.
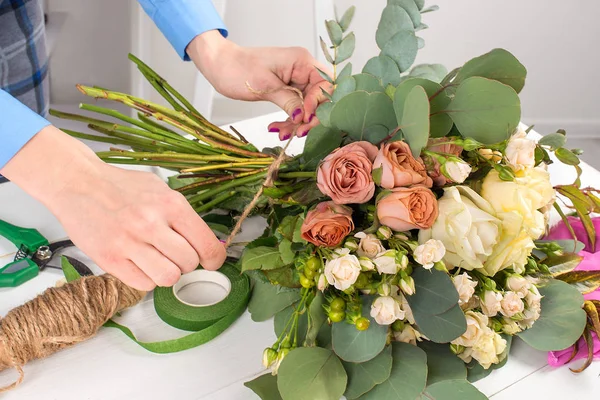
left=317, top=141, right=378, bottom=204
left=425, top=138, right=463, bottom=186
left=373, top=141, right=433, bottom=189
left=377, top=186, right=438, bottom=232
left=301, top=201, right=354, bottom=247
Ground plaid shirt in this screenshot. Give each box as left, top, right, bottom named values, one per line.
left=0, top=0, right=48, bottom=117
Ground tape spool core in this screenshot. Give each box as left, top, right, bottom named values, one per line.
left=173, top=270, right=232, bottom=307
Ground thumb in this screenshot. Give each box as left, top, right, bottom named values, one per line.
left=263, top=89, right=305, bottom=124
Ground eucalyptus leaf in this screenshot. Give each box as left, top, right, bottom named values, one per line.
left=326, top=20, right=343, bottom=46
left=363, top=56, right=402, bottom=87
left=277, top=347, right=347, bottom=400
left=425, top=379, right=488, bottom=400
left=418, top=342, right=467, bottom=385
left=244, top=374, right=282, bottom=400
left=343, top=346, right=393, bottom=399
left=248, top=280, right=300, bottom=322
left=413, top=304, right=467, bottom=343
left=555, top=147, right=580, bottom=166
left=339, top=6, right=356, bottom=32
left=332, top=296, right=388, bottom=362
left=330, top=91, right=396, bottom=144
left=446, top=77, right=521, bottom=144
left=338, top=62, right=353, bottom=79
left=336, top=33, right=356, bottom=64
left=332, top=75, right=357, bottom=102
left=320, top=37, right=334, bottom=64
left=354, top=73, right=385, bottom=92
left=388, top=0, right=421, bottom=28
left=300, top=125, right=343, bottom=170
left=417, top=36, right=425, bottom=49
left=415, top=0, right=425, bottom=10
left=279, top=239, right=296, bottom=265
left=453, top=48, right=527, bottom=93
left=382, top=30, right=419, bottom=73
left=406, top=267, right=459, bottom=315
left=361, top=343, right=427, bottom=400
left=399, top=85, right=430, bottom=157
left=316, top=66, right=333, bottom=84
left=275, top=303, right=308, bottom=345
left=517, top=279, right=586, bottom=351
left=241, top=246, right=284, bottom=272
left=409, top=64, right=448, bottom=83
left=376, top=5, right=414, bottom=50
left=539, top=132, right=567, bottom=150
left=306, top=292, right=327, bottom=346
left=315, top=101, right=333, bottom=127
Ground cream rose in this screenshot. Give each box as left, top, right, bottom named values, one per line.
left=453, top=273, right=478, bottom=306
left=413, top=239, right=446, bottom=270
left=373, top=250, right=401, bottom=275
left=452, top=311, right=489, bottom=347
left=398, top=293, right=415, bottom=324
left=355, top=232, right=385, bottom=259
left=525, top=285, right=542, bottom=310
left=505, top=128, right=537, bottom=170
left=519, top=307, right=541, bottom=330
left=502, top=318, right=522, bottom=335
left=324, top=254, right=361, bottom=291
left=370, top=296, right=405, bottom=325
left=506, top=275, right=531, bottom=298
left=471, top=329, right=507, bottom=369
left=419, top=186, right=501, bottom=271
left=480, top=291, right=503, bottom=317
left=442, top=160, right=472, bottom=184
left=500, top=291, right=525, bottom=318
left=393, top=325, right=424, bottom=345
left=481, top=168, right=555, bottom=239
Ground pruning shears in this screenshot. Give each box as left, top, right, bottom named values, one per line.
left=0, top=219, right=93, bottom=287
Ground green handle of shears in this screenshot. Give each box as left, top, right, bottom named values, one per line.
left=0, top=258, right=40, bottom=287
left=0, top=219, right=48, bottom=253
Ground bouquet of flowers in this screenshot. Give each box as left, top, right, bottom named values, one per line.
left=51, top=2, right=600, bottom=399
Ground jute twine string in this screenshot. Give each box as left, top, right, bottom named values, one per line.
left=0, top=83, right=301, bottom=392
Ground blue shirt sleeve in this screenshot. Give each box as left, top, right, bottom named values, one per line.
left=0, top=90, right=51, bottom=168
left=137, top=0, right=228, bottom=61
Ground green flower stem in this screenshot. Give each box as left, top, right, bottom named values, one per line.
left=277, top=171, right=317, bottom=179
left=63, top=129, right=169, bottom=152
left=193, top=190, right=237, bottom=214
left=87, top=126, right=185, bottom=153
left=292, top=289, right=311, bottom=348
left=98, top=158, right=194, bottom=169
left=137, top=112, right=179, bottom=135
left=188, top=171, right=268, bottom=205
left=96, top=150, right=270, bottom=164
left=181, top=160, right=273, bottom=173
left=177, top=168, right=269, bottom=195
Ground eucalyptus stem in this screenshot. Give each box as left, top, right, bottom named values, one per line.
left=194, top=191, right=237, bottom=214
left=181, top=160, right=273, bottom=173
left=188, top=172, right=268, bottom=205
left=177, top=168, right=269, bottom=195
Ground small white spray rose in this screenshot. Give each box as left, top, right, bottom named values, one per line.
left=324, top=254, right=361, bottom=291
left=502, top=318, right=522, bottom=335
left=500, top=291, right=525, bottom=318
left=453, top=273, right=478, bottom=306
left=373, top=250, right=399, bottom=274
left=355, top=232, right=386, bottom=259
left=398, top=293, right=415, bottom=324
left=358, top=256, right=375, bottom=271
left=317, top=273, right=328, bottom=292
left=413, top=239, right=446, bottom=269
left=399, top=276, right=416, bottom=296
left=505, top=128, right=537, bottom=170
left=480, top=291, right=503, bottom=317
left=452, top=311, right=488, bottom=347
left=443, top=159, right=472, bottom=183
left=506, top=275, right=531, bottom=298
left=393, top=325, right=425, bottom=346
left=370, top=296, right=405, bottom=325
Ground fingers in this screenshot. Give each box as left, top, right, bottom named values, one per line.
left=268, top=119, right=297, bottom=140
left=150, top=227, right=200, bottom=274
left=303, top=81, right=333, bottom=124
left=103, top=258, right=156, bottom=291
left=263, top=89, right=305, bottom=124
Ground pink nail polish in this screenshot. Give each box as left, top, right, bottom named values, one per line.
left=269, top=127, right=280, bottom=133
left=282, top=133, right=291, bottom=141
left=309, top=114, right=315, bottom=123
left=300, top=130, right=309, bottom=138
left=292, top=109, right=302, bottom=121
left=219, top=239, right=226, bottom=244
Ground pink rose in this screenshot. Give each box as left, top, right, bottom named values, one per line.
left=317, top=141, right=378, bottom=204
left=377, top=186, right=439, bottom=232
left=373, top=141, right=433, bottom=189
left=301, top=201, right=354, bottom=248
left=424, top=138, right=464, bottom=186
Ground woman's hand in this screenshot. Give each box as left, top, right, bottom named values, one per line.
left=187, top=31, right=332, bottom=141
left=0, top=126, right=226, bottom=291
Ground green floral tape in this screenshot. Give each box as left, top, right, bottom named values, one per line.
left=105, top=263, right=251, bottom=354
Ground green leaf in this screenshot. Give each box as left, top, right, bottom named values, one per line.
left=244, top=374, right=282, bottom=400
left=277, top=347, right=347, bottom=400
left=306, top=292, right=327, bottom=346
left=539, top=132, right=567, bottom=150
left=275, top=303, right=308, bottom=345
left=241, top=246, right=284, bottom=272
left=292, top=216, right=305, bottom=243
left=555, top=271, right=600, bottom=294
left=535, top=239, right=585, bottom=254
left=376, top=5, right=414, bottom=50
left=406, top=267, right=459, bottom=315
left=326, top=20, right=343, bottom=46
left=264, top=266, right=301, bottom=288
left=413, top=304, right=467, bottom=343
left=61, top=256, right=82, bottom=283
left=363, top=55, right=402, bottom=87
left=372, top=166, right=383, bottom=186
left=248, top=280, right=301, bottom=322
left=453, top=48, right=527, bottom=93
left=338, top=6, right=356, bottom=32
left=279, top=239, right=296, bottom=265
left=421, top=4, right=440, bottom=13
left=318, top=321, right=333, bottom=349
left=415, top=0, right=425, bottom=10
left=387, top=0, right=421, bottom=28
left=167, top=176, right=200, bottom=190
left=319, top=37, right=334, bottom=64
left=446, top=77, right=521, bottom=144
left=343, top=346, right=393, bottom=399
left=300, top=125, right=343, bottom=169
left=546, top=253, right=584, bottom=276
left=332, top=296, right=388, bottom=362
left=361, top=343, right=427, bottom=400
left=315, top=102, right=333, bottom=127
left=330, top=91, right=396, bottom=144
left=417, top=36, right=425, bottom=49
left=555, top=147, right=580, bottom=166
left=336, top=33, right=356, bottom=64
left=398, top=85, right=430, bottom=157
left=517, top=279, right=586, bottom=351
left=288, top=182, right=326, bottom=206
left=382, top=30, right=419, bottom=73
left=354, top=73, right=385, bottom=93
left=556, top=186, right=595, bottom=251
left=441, top=67, right=461, bottom=86
left=338, top=62, right=353, bottom=79
left=409, top=64, right=448, bottom=83
left=425, top=380, right=488, bottom=400
left=418, top=342, right=467, bottom=385
left=316, top=66, right=333, bottom=84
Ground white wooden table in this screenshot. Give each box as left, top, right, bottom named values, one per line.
left=1, top=112, right=599, bottom=399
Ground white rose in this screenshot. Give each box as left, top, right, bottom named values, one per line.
left=324, top=254, right=361, bottom=291
left=480, top=291, right=503, bottom=317
left=461, top=294, right=480, bottom=312
left=452, top=311, right=488, bottom=347
left=332, top=248, right=351, bottom=258
left=500, top=291, right=525, bottom=318
left=471, top=329, right=507, bottom=369
left=443, top=160, right=472, bottom=183
left=481, top=167, right=555, bottom=239
left=502, top=317, right=522, bottom=335
left=506, top=275, right=531, bottom=298
left=453, top=273, right=478, bottom=306
left=355, top=232, right=386, bottom=259
left=400, top=276, right=416, bottom=296
left=518, top=307, right=541, bottom=330
left=398, top=293, right=415, bottom=324
left=419, top=186, right=501, bottom=271
left=457, top=347, right=473, bottom=364
left=393, top=325, right=424, bottom=346
left=359, top=257, right=375, bottom=271
left=505, top=128, right=537, bottom=170
left=317, top=274, right=328, bottom=292
left=413, top=239, right=446, bottom=270
left=373, top=250, right=400, bottom=274
left=370, top=296, right=405, bottom=325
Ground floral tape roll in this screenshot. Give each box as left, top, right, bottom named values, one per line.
left=105, top=263, right=251, bottom=354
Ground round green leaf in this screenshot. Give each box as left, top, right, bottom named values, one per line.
left=363, top=56, right=402, bottom=87
left=413, top=304, right=467, bottom=343
left=330, top=91, right=396, bottom=144
left=361, top=342, right=427, bottom=400
left=315, top=102, right=333, bottom=128
left=388, top=0, right=421, bottom=28
left=274, top=304, right=308, bottom=345
left=518, top=279, right=586, bottom=351
left=248, top=280, right=300, bottom=322
left=376, top=5, right=414, bottom=50
left=406, top=267, right=459, bottom=315
left=277, top=347, right=347, bottom=400
left=398, top=85, right=430, bottom=157
left=538, top=132, right=567, bottom=150
left=408, top=63, right=448, bottom=83
left=446, top=77, right=521, bottom=144
left=353, top=73, right=385, bottom=93
left=382, top=30, right=418, bottom=73
left=332, top=296, right=388, bottom=362
left=332, top=76, right=357, bottom=102
left=343, top=346, right=393, bottom=399
left=425, top=379, right=488, bottom=400
left=301, top=125, right=342, bottom=169
left=244, top=374, right=282, bottom=400
left=338, top=62, right=353, bottom=80
left=418, top=342, right=467, bottom=385
left=415, top=0, right=425, bottom=10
